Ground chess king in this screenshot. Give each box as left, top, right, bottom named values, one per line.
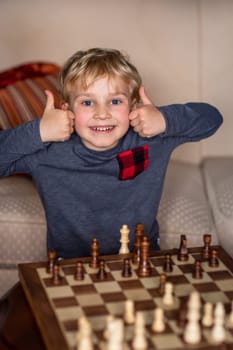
left=0, top=48, right=223, bottom=258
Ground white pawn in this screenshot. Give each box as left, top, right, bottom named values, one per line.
left=119, top=225, right=130, bottom=254
left=202, top=302, right=213, bottom=327
left=124, top=299, right=135, bottom=324
left=107, top=318, right=124, bottom=350
left=227, top=300, right=233, bottom=329
left=152, top=307, right=165, bottom=333
left=188, top=291, right=201, bottom=311
left=184, top=291, right=201, bottom=345
left=132, top=312, right=147, bottom=350
left=77, top=316, right=93, bottom=350
left=104, top=315, right=115, bottom=340
left=184, top=308, right=201, bottom=344
left=162, top=282, right=174, bottom=306
left=211, top=302, right=226, bottom=343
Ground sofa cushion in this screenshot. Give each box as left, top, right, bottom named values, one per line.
left=0, top=62, right=60, bottom=89
left=0, top=62, right=61, bottom=130
left=0, top=176, right=47, bottom=264
left=202, top=157, right=233, bottom=258
left=157, top=160, right=219, bottom=249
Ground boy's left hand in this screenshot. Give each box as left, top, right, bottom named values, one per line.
left=129, top=86, right=166, bottom=138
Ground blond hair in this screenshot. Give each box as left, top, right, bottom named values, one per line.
left=59, top=48, right=142, bottom=103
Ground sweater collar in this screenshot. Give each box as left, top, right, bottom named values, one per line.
left=73, top=133, right=125, bottom=165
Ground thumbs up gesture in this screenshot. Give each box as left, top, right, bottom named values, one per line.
left=129, top=86, right=166, bottom=138
left=40, top=90, right=75, bottom=142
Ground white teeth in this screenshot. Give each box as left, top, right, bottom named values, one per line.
left=93, top=126, right=113, bottom=131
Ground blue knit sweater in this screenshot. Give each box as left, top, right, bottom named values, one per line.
left=0, top=103, right=223, bottom=258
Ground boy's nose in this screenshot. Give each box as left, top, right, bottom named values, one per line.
left=94, top=105, right=111, bottom=119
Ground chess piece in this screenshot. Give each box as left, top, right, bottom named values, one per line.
left=52, top=264, right=62, bottom=285
left=211, top=302, right=226, bottom=343
left=132, top=312, right=147, bottom=350
left=89, top=238, right=100, bottom=268
left=227, top=300, right=233, bottom=329
left=177, top=299, right=188, bottom=329
left=184, top=291, right=201, bottom=344
left=138, top=236, right=151, bottom=277
left=209, top=249, right=219, bottom=267
left=74, top=260, right=84, bottom=280
left=77, top=316, right=93, bottom=350
left=134, top=223, right=145, bottom=238
left=104, top=315, right=115, bottom=340
left=163, top=254, right=173, bottom=273
left=124, top=300, right=135, bottom=324
left=192, top=259, right=203, bottom=279
left=162, top=282, right=174, bottom=306
left=188, top=291, right=201, bottom=311
left=158, top=273, right=167, bottom=296
left=107, top=318, right=124, bottom=350
left=177, top=235, right=189, bottom=261
left=202, top=302, right=213, bottom=327
left=47, top=249, right=56, bottom=273
left=152, top=307, right=165, bottom=333
left=202, top=234, right=212, bottom=259
left=96, top=259, right=107, bottom=280
left=132, top=223, right=145, bottom=265
left=119, top=224, right=130, bottom=254
left=122, top=258, right=132, bottom=277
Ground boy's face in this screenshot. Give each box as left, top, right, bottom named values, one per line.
left=69, top=76, right=134, bottom=151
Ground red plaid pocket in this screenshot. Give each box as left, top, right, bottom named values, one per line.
left=116, top=145, right=149, bottom=180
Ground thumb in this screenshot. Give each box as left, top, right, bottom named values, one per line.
left=44, top=90, right=55, bottom=111
left=139, top=86, right=153, bottom=106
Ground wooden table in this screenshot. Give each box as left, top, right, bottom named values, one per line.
left=0, top=282, right=46, bottom=350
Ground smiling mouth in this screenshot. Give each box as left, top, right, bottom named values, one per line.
left=90, top=126, right=115, bottom=132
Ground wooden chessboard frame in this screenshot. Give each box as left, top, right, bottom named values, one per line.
left=18, top=246, right=233, bottom=350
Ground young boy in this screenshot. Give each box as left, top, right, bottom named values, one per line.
left=0, top=48, right=223, bottom=259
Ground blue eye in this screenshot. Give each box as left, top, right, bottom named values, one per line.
left=82, top=100, right=92, bottom=106
left=111, top=99, right=121, bottom=105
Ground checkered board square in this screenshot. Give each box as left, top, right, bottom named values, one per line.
left=19, top=246, right=233, bottom=350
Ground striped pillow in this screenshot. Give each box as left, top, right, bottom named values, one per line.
left=0, top=65, right=61, bottom=130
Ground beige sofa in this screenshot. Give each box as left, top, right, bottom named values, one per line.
left=1, top=156, right=233, bottom=298
left=0, top=60, right=233, bottom=298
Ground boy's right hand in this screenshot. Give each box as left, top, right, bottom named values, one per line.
left=40, top=90, right=75, bottom=142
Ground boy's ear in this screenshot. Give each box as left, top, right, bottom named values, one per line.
left=60, top=101, right=69, bottom=110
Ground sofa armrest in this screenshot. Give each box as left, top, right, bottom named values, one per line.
left=157, top=160, right=218, bottom=250
left=202, top=157, right=233, bottom=258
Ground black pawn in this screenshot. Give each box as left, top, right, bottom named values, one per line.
left=47, top=249, right=56, bottom=274
left=74, top=261, right=84, bottom=280
left=177, top=234, right=189, bottom=261
left=52, top=264, right=62, bottom=285
left=209, top=249, right=219, bottom=267
left=96, top=260, right=107, bottom=280
left=177, top=299, right=188, bottom=329
left=163, top=254, right=173, bottom=273
left=122, top=258, right=132, bottom=277
left=202, top=234, right=212, bottom=259
left=158, top=273, right=167, bottom=296
left=192, top=260, right=203, bottom=279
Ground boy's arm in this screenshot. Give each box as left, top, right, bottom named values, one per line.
left=129, top=86, right=223, bottom=141
left=158, top=102, right=223, bottom=142
left=0, top=119, right=45, bottom=176
left=0, top=90, right=75, bottom=177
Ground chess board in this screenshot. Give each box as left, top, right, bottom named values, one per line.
left=18, top=245, right=233, bottom=350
